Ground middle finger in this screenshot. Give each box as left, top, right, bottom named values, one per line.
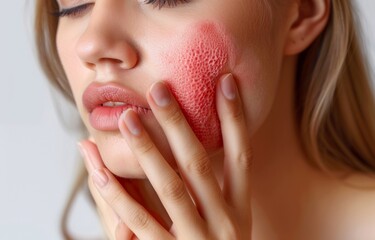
left=146, top=81, right=229, bottom=221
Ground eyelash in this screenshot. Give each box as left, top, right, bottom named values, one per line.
left=54, top=3, right=94, bottom=18
left=54, top=0, right=190, bottom=18
left=144, top=0, right=190, bottom=9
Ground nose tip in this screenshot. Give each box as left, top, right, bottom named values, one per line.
left=76, top=37, right=139, bottom=71
left=75, top=16, right=139, bottom=71
left=118, top=44, right=138, bottom=69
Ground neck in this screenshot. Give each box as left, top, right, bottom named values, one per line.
left=252, top=55, right=312, bottom=181
left=248, top=55, right=322, bottom=237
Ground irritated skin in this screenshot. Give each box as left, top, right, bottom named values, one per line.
left=160, top=22, right=234, bottom=149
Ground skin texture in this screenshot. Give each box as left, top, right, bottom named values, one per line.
left=160, top=22, right=235, bottom=149
left=57, top=0, right=279, bottom=178
left=56, top=0, right=375, bottom=239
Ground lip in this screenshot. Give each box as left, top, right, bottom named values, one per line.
left=82, top=82, right=152, bottom=131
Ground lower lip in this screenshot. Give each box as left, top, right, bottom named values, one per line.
left=89, top=105, right=151, bottom=131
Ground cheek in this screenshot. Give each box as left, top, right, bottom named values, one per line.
left=56, top=31, right=89, bottom=114
left=158, top=22, right=235, bottom=149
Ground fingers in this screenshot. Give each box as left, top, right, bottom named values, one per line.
left=145, top=81, right=229, bottom=222
left=118, top=109, right=206, bottom=236
left=94, top=169, right=170, bottom=240
left=80, top=141, right=135, bottom=240
left=79, top=73, right=253, bottom=239
left=216, top=74, right=252, bottom=226
left=79, top=140, right=171, bottom=240
left=89, top=177, right=132, bottom=240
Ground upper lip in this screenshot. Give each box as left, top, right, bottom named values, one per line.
left=82, top=82, right=150, bottom=113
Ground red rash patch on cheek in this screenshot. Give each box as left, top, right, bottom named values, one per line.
left=160, top=22, right=234, bottom=149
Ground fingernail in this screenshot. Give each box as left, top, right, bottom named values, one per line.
left=92, top=169, right=109, bottom=188
left=77, top=141, right=105, bottom=172
left=150, top=82, right=171, bottom=107
left=77, top=142, right=86, bottom=159
left=220, top=74, right=237, bottom=100
left=77, top=142, right=94, bottom=172
left=121, top=109, right=142, bottom=136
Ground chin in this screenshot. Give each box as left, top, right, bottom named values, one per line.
left=98, top=137, right=147, bottom=178
left=90, top=120, right=177, bottom=179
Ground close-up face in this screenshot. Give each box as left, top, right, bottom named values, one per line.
left=56, top=0, right=291, bottom=178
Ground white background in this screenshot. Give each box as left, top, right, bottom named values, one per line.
left=1, top=1, right=374, bottom=239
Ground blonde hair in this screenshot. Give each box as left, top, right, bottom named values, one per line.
left=34, top=0, right=375, bottom=238
left=297, top=1, right=375, bottom=174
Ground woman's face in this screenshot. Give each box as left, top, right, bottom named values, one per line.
left=56, top=0, right=289, bottom=178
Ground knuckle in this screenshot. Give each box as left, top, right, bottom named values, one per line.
left=107, top=188, right=124, bottom=207
left=162, top=177, right=186, bottom=202
left=186, top=151, right=211, bottom=177
left=134, top=139, right=154, bottom=156
left=164, top=105, right=184, bottom=126
left=226, top=98, right=244, bottom=124
left=236, top=148, right=253, bottom=171
left=230, top=105, right=244, bottom=123
left=128, top=208, right=150, bottom=230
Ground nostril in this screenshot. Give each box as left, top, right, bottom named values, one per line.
left=76, top=33, right=139, bottom=71
left=120, top=58, right=138, bottom=69
left=113, top=59, right=122, bottom=64
left=84, top=62, right=96, bottom=70
left=120, top=50, right=138, bottom=69
left=100, top=58, right=125, bottom=66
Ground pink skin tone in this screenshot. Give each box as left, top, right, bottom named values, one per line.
left=83, top=22, right=234, bottom=148
left=160, top=22, right=235, bottom=149
left=57, top=2, right=280, bottom=179
left=59, top=16, right=271, bottom=178
left=57, top=1, right=374, bottom=238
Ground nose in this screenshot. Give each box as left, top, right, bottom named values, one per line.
left=76, top=1, right=138, bottom=71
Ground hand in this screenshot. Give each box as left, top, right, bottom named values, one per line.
left=78, top=73, right=253, bottom=239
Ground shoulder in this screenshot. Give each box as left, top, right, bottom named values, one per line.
left=301, top=173, right=375, bottom=240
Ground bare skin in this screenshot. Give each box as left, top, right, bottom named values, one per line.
left=56, top=0, right=375, bottom=239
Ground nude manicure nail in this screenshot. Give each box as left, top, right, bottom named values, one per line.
left=121, top=109, right=142, bottom=136
left=221, top=74, right=237, bottom=100
left=92, top=169, right=109, bottom=188
left=150, top=82, right=171, bottom=107
left=77, top=142, right=94, bottom=172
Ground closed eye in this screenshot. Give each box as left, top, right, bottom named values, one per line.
left=143, top=0, right=191, bottom=9
left=53, top=3, right=94, bottom=18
